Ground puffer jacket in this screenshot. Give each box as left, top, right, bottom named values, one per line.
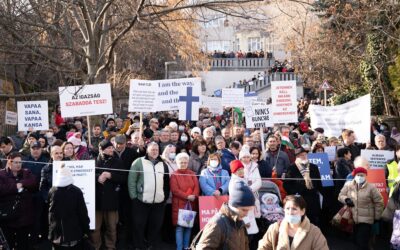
left=199, top=166, right=230, bottom=196
left=257, top=216, right=329, bottom=250
left=196, top=203, right=249, bottom=250
left=338, top=180, right=384, bottom=224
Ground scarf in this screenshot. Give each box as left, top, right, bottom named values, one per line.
left=295, top=158, right=313, bottom=190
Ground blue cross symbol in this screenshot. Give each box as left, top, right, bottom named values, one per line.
left=179, top=86, right=200, bottom=120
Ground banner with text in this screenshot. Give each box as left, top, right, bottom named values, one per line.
left=201, top=96, right=223, bottom=115
left=222, top=88, right=244, bottom=108
left=271, top=81, right=298, bottom=123
left=53, top=160, right=96, bottom=229
left=17, top=101, right=49, bottom=131
left=244, top=101, right=273, bottom=128
left=367, top=169, right=388, bottom=205
left=178, top=78, right=201, bottom=121
left=128, top=80, right=158, bottom=112
left=361, top=149, right=395, bottom=169
left=308, top=153, right=334, bottom=187
left=199, top=195, right=229, bottom=229
left=59, top=83, right=113, bottom=117
left=5, top=110, right=17, bottom=126
left=308, top=95, right=371, bottom=143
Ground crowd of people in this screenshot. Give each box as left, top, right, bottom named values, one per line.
left=0, top=100, right=399, bottom=250
left=208, top=50, right=270, bottom=59
left=270, top=60, right=295, bottom=73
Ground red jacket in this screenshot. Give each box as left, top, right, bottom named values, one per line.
left=170, top=169, right=200, bottom=226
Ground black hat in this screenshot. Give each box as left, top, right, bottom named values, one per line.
left=30, top=141, right=42, bottom=149
left=99, top=140, right=113, bottom=150
left=229, top=181, right=255, bottom=208
left=295, top=147, right=308, bottom=156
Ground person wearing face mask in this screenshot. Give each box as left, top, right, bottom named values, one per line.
left=283, top=147, right=323, bottom=227
left=338, top=167, right=384, bottom=250
left=199, top=153, right=230, bottom=196
left=67, top=132, right=90, bottom=160
left=258, top=195, right=329, bottom=250
left=179, top=131, right=191, bottom=153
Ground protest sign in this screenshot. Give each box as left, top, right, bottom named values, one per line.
left=201, top=96, right=223, bottom=115
left=367, top=169, right=388, bottom=205
left=271, top=81, right=298, bottom=123
left=5, top=110, right=17, bottom=126
left=17, top=101, right=49, bottom=131
left=361, top=149, right=394, bottom=169
left=222, top=88, right=244, bottom=107
left=59, top=83, right=113, bottom=117
left=308, top=95, right=371, bottom=143
left=128, top=80, right=158, bottom=112
left=53, top=160, right=96, bottom=229
left=199, top=195, right=229, bottom=229
left=157, top=78, right=201, bottom=111
left=324, top=146, right=337, bottom=161
left=178, top=78, right=201, bottom=121
left=308, top=153, right=334, bottom=187
left=244, top=91, right=258, bottom=104
left=244, top=101, right=273, bottom=128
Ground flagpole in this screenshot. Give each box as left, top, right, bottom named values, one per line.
left=139, top=112, right=143, bottom=137
left=260, top=128, right=266, bottom=158
left=231, top=107, right=234, bottom=137
left=87, top=115, right=91, bottom=147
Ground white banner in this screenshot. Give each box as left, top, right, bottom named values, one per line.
left=157, top=78, right=200, bottom=111
left=128, top=80, right=158, bottom=113
left=17, top=101, right=49, bottom=131
left=178, top=78, right=201, bottom=121
left=361, top=149, right=395, bottom=169
left=5, top=110, right=17, bottom=126
left=222, top=88, right=244, bottom=107
left=324, top=146, right=337, bottom=161
left=308, top=94, right=371, bottom=143
left=245, top=101, right=273, bottom=128
left=53, top=160, right=96, bottom=229
left=59, top=83, right=113, bottom=117
left=271, top=81, right=298, bottom=123
left=201, top=96, right=223, bottom=115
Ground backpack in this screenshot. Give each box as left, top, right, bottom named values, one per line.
left=190, top=213, right=233, bottom=250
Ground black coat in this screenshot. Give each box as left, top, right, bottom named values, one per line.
left=284, top=163, right=323, bottom=217
left=95, top=155, right=126, bottom=211
left=48, top=184, right=90, bottom=243
left=39, top=162, right=53, bottom=201
left=258, top=159, right=272, bottom=178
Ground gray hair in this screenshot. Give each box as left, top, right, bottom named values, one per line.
left=353, top=156, right=370, bottom=169
left=176, top=152, right=190, bottom=163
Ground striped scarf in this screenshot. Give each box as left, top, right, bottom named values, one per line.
left=295, top=158, right=313, bottom=190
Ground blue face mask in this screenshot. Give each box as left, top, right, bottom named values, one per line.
left=285, top=214, right=301, bottom=224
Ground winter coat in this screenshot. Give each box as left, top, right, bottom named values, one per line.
left=75, top=146, right=90, bottom=160
left=220, top=149, right=236, bottom=174
left=334, top=158, right=353, bottom=193
left=188, top=152, right=209, bottom=175
left=338, top=180, right=384, bottom=224
left=199, top=166, right=230, bottom=196
left=196, top=203, right=249, bottom=250
left=0, top=168, right=37, bottom=228
left=258, top=159, right=272, bottom=178
left=243, top=162, right=262, bottom=218
left=48, top=184, right=90, bottom=244
left=257, top=216, right=329, bottom=250
left=95, top=154, right=126, bottom=211
left=264, top=150, right=290, bottom=178
left=128, top=155, right=170, bottom=203
left=283, top=163, right=323, bottom=218
left=170, top=169, right=200, bottom=225
left=23, top=154, right=49, bottom=185
left=382, top=189, right=400, bottom=222
left=39, top=162, right=53, bottom=201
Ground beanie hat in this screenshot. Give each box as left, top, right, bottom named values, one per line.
left=230, top=160, right=244, bottom=174
left=314, top=127, right=324, bottom=134
left=191, top=127, right=201, bottom=136
left=239, top=148, right=251, bottom=160
left=114, top=134, right=126, bottom=144
left=67, top=134, right=82, bottom=146
left=169, top=122, right=178, bottom=131
left=229, top=181, right=255, bottom=207
left=352, top=167, right=368, bottom=176
left=106, top=117, right=115, bottom=125
left=99, top=140, right=113, bottom=150
left=54, top=163, right=74, bottom=187
left=299, top=122, right=309, bottom=133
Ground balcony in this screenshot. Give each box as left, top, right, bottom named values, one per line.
left=209, top=58, right=274, bottom=70
left=239, top=72, right=300, bottom=93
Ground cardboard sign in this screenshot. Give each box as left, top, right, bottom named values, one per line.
left=361, top=149, right=395, bottom=169
left=308, top=153, right=334, bottom=187
left=324, top=146, right=337, bottom=162
left=198, top=195, right=229, bottom=229
left=271, top=81, right=298, bottom=123
left=128, top=80, right=158, bottom=113
left=5, top=110, right=17, bottom=126
left=52, top=160, right=96, bottom=229
left=59, top=83, right=113, bottom=117
left=308, top=95, right=371, bottom=143
left=366, top=169, right=388, bottom=205
left=222, top=88, right=244, bottom=107
left=245, top=101, right=273, bottom=128
left=201, top=96, right=223, bottom=115
left=17, top=101, right=49, bottom=131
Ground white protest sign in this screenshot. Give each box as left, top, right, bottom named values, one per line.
left=271, top=81, right=298, bottom=123
left=361, top=149, right=394, bottom=169
left=222, top=88, right=244, bottom=107
left=17, top=101, right=49, bottom=131
left=59, top=83, right=113, bottom=117
left=308, top=95, right=371, bottom=143
left=245, top=101, right=273, bottom=128
left=5, top=111, right=17, bottom=126
left=201, top=96, right=223, bottom=115
left=128, top=80, right=158, bottom=112
left=178, top=78, right=201, bottom=121
left=157, top=78, right=200, bottom=111
left=244, top=92, right=258, bottom=105
left=324, top=146, right=337, bottom=161
left=53, top=160, right=96, bottom=229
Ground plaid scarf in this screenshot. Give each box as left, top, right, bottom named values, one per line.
left=295, top=158, right=313, bottom=190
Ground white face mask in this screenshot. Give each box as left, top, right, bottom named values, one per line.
left=169, top=153, right=176, bottom=160
left=354, top=175, right=366, bottom=184
left=45, top=132, right=53, bottom=138
left=179, top=126, right=185, bottom=132
left=209, top=160, right=219, bottom=168
left=180, top=135, right=188, bottom=142
left=286, top=214, right=302, bottom=224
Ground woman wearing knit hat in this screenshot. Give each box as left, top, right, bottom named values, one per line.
left=338, top=167, right=384, bottom=250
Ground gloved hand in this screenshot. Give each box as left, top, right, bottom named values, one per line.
left=345, top=198, right=355, bottom=207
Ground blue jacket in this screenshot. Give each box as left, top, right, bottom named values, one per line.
left=219, top=149, right=236, bottom=174
left=199, top=166, right=230, bottom=196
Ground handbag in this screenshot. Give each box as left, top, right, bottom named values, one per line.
left=331, top=205, right=354, bottom=233
left=0, top=195, right=21, bottom=221
left=391, top=210, right=400, bottom=248
left=177, top=201, right=197, bottom=228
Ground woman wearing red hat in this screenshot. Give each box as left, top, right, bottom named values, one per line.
left=338, top=167, right=384, bottom=250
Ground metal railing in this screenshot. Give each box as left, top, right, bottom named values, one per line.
left=209, top=58, right=273, bottom=70
left=242, top=72, right=300, bottom=93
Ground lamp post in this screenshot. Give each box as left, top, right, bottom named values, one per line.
left=164, top=61, right=177, bottom=79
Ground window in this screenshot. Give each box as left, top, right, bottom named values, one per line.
left=247, top=37, right=263, bottom=51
